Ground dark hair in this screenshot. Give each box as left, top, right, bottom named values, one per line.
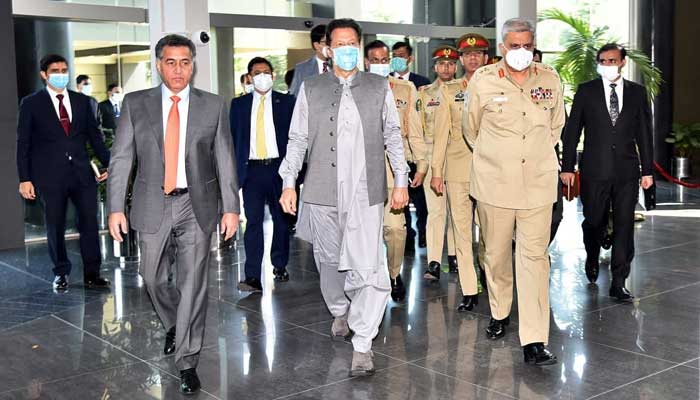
left=285, top=69, right=295, bottom=87
left=239, top=73, right=248, bottom=84
left=155, top=34, right=196, bottom=60
left=40, top=54, right=67, bottom=72
left=76, top=74, right=90, bottom=85
left=247, top=57, right=274, bottom=74
left=107, top=83, right=119, bottom=92
left=533, top=48, right=543, bottom=60
left=364, top=40, right=389, bottom=58
left=392, top=41, right=413, bottom=56
left=310, top=24, right=327, bottom=46
left=597, top=43, right=627, bottom=61
left=326, top=18, right=362, bottom=44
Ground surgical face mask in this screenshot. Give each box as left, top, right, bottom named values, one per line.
left=80, top=84, right=92, bottom=96
left=597, top=64, right=621, bottom=81
left=321, top=45, right=330, bottom=60
left=390, top=57, right=408, bottom=73
left=369, top=63, right=390, bottom=77
left=244, top=84, right=254, bottom=94
left=252, top=73, right=273, bottom=92
left=504, top=47, right=533, bottom=71
left=332, top=46, right=360, bottom=71
left=47, top=73, right=69, bottom=90
left=110, top=92, right=123, bottom=102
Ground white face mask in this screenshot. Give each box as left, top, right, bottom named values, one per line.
left=110, top=92, right=123, bottom=102
left=244, top=84, right=254, bottom=94
left=80, top=84, right=93, bottom=96
left=368, top=63, right=390, bottom=77
left=597, top=64, right=621, bottom=81
left=252, top=73, right=273, bottom=92
left=504, top=48, right=533, bottom=71
left=321, top=46, right=330, bottom=59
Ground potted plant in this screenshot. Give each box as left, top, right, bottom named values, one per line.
left=665, top=122, right=700, bottom=179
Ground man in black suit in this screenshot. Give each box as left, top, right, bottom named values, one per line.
left=561, top=43, right=654, bottom=301
left=98, top=83, right=122, bottom=136
left=231, top=57, right=295, bottom=291
left=17, top=54, right=111, bottom=291
left=390, top=41, right=430, bottom=247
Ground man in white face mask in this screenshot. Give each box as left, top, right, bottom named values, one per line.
left=98, top=83, right=123, bottom=134
left=76, top=74, right=99, bottom=119
left=462, top=18, right=565, bottom=365
left=561, top=43, right=654, bottom=302
left=364, top=39, right=426, bottom=302
left=230, top=57, right=296, bottom=292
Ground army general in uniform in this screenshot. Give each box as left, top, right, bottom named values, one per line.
left=462, top=18, right=564, bottom=365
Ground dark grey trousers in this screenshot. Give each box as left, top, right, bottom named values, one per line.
left=138, top=193, right=211, bottom=370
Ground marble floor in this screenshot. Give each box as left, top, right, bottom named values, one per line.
left=0, top=182, right=698, bottom=399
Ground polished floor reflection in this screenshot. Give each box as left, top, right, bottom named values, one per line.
left=0, top=182, right=698, bottom=399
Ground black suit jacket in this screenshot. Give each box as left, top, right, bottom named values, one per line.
left=16, top=89, right=110, bottom=188
left=230, top=90, right=295, bottom=187
left=98, top=99, right=118, bottom=131
left=562, top=78, right=653, bottom=181
left=393, top=72, right=431, bottom=89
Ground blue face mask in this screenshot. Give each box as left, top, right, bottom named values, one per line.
left=333, top=46, right=360, bottom=71
left=390, top=57, right=408, bottom=73
left=47, top=73, right=69, bottom=90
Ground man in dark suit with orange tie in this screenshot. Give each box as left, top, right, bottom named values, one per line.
left=231, top=57, right=295, bottom=291
left=561, top=43, right=654, bottom=301
left=17, top=54, right=111, bottom=291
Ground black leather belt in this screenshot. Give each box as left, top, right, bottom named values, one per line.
left=164, top=188, right=188, bottom=197
left=248, top=158, right=279, bottom=166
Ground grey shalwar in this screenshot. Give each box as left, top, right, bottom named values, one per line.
left=280, top=71, right=408, bottom=353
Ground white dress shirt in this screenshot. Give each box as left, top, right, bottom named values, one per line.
left=394, top=71, right=411, bottom=81
left=602, top=76, right=624, bottom=113
left=46, top=86, right=72, bottom=122
left=316, top=57, right=328, bottom=74
left=161, top=84, right=190, bottom=188
left=249, top=90, right=280, bottom=159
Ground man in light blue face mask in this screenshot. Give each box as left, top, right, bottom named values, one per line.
left=16, top=54, right=111, bottom=293
left=279, top=18, right=410, bottom=377
left=390, top=41, right=431, bottom=90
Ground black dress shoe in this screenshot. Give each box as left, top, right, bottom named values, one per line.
left=423, top=261, right=441, bottom=281
left=523, top=342, right=557, bottom=365
left=601, top=232, right=613, bottom=250
left=486, top=316, right=510, bottom=340
left=448, top=255, right=458, bottom=273
left=609, top=286, right=634, bottom=302
left=238, top=277, right=263, bottom=292
left=585, top=258, right=599, bottom=284
left=53, top=275, right=68, bottom=291
left=418, top=231, right=426, bottom=248
left=390, top=274, right=406, bottom=301
left=164, top=326, right=176, bottom=355
left=84, top=276, right=111, bottom=288
left=273, top=268, right=290, bottom=282
left=180, top=368, right=201, bottom=394
left=457, top=295, right=478, bottom=312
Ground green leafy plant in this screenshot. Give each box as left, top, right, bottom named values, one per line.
left=538, top=8, right=663, bottom=102
left=665, top=123, right=700, bottom=158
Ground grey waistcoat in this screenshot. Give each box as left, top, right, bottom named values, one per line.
left=302, top=71, right=388, bottom=207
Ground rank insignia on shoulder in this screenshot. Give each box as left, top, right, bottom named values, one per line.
left=530, top=87, right=553, bottom=101
left=498, top=69, right=505, bottom=78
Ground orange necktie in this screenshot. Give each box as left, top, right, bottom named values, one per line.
left=164, top=95, right=180, bottom=194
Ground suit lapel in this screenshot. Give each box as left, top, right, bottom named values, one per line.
left=595, top=79, right=614, bottom=127
left=617, top=79, right=633, bottom=120
left=271, top=91, right=282, bottom=145
left=67, top=91, right=80, bottom=136
left=185, top=88, right=201, bottom=158
left=145, top=87, right=164, bottom=159
left=40, top=89, right=66, bottom=136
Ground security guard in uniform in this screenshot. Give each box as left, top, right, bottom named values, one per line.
left=463, top=18, right=564, bottom=365
left=417, top=46, right=460, bottom=282
left=429, top=39, right=484, bottom=312
left=364, top=40, right=427, bottom=302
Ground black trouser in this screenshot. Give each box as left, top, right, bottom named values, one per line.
left=242, top=161, right=290, bottom=280
left=580, top=177, right=638, bottom=287
left=550, top=179, right=564, bottom=245
left=404, top=162, right=428, bottom=236
left=38, top=177, right=101, bottom=278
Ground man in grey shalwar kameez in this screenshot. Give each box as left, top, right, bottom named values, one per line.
left=279, top=18, right=410, bottom=377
